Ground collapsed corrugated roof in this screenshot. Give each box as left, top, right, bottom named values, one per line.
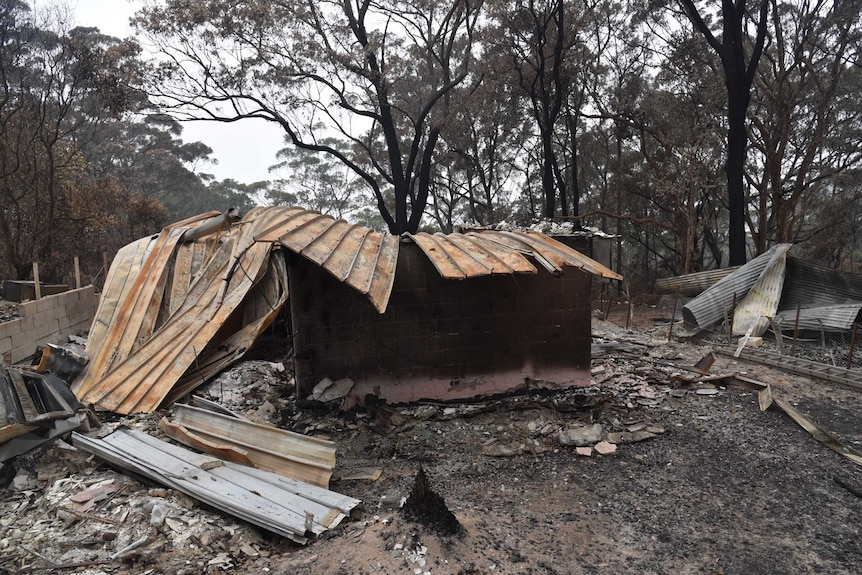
left=73, top=207, right=620, bottom=414
left=678, top=245, right=862, bottom=335
left=682, top=244, right=792, bottom=332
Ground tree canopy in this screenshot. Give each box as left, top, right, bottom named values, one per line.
left=4, top=0, right=862, bottom=288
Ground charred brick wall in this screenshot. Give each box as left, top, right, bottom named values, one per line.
left=0, top=286, right=99, bottom=365
left=288, top=242, right=593, bottom=403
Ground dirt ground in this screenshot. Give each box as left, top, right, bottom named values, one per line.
left=1, top=304, right=861, bottom=575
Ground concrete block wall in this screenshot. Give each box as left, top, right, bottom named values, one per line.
left=289, top=242, right=593, bottom=403
left=0, top=285, right=98, bottom=365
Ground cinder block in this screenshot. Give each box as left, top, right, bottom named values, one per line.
left=44, top=307, right=56, bottom=323
left=0, top=319, right=21, bottom=337
left=10, top=345, right=35, bottom=364
left=11, top=329, right=31, bottom=350
left=58, top=314, right=72, bottom=330
left=17, top=300, right=36, bottom=317
left=0, top=335, right=12, bottom=354
left=33, top=313, right=49, bottom=329
left=18, top=316, right=35, bottom=332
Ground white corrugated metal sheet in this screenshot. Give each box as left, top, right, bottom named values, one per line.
left=72, top=428, right=359, bottom=544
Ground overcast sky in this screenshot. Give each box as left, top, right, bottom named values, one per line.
left=69, top=0, right=285, bottom=185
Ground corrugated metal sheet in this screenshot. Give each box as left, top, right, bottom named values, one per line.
left=408, top=230, right=622, bottom=280
left=72, top=428, right=360, bottom=545
left=779, top=257, right=862, bottom=310
left=732, top=245, right=790, bottom=336
left=74, top=208, right=290, bottom=414
left=682, top=244, right=792, bottom=331
left=75, top=207, right=619, bottom=414
left=774, top=304, right=862, bottom=332
left=654, top=267, right=740, bottom=296
left=163, top=404, right=336, bottom=488
left=255, top=208, right=400, bottom=313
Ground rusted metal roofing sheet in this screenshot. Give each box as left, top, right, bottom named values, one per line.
left=408, top=230, right=622, bottom=280
left=255, top=209, right=399, bottom=313
left=75, top=207, right=620, bottom=414
left=74, top=209, right=291, bottom=414
left=682, top=244, right=793, bottom=331
left=164, top=403, right=337, bottom=488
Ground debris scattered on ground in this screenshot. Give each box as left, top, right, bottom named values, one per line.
left=72, top=427, right=359, bottom=544
left=1, top=306, right=860, bottom=574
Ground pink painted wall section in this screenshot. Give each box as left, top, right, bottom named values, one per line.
left=0, top=285, right=99, bottom=365
left=288, top=241, right=594, bottom=405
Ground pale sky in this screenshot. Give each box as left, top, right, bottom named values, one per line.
left=68, top=0, right=285, bottom=185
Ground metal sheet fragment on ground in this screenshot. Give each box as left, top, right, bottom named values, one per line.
left=71, top=428, right=360, bottom=544
left=773, top=303, right=862, bottom=333
left=163, top=403, right=336, bottom=488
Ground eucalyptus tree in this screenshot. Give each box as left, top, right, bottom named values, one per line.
left=0, top=2, right=146, bottom=279
left=431, top=31, right=527, bottom=228
left=267, top=135, right=377, bottom=224
left=674, top=0, right=770, bottom=265
left=135, top=0, right=481, bottom=234
left=748, top=0, right=862, bottom=251
left=492, top=0, right=580, bottom=219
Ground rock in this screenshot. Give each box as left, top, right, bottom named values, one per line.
left=309, top=377, right=355, bottom=403
left=558, top=423, right=603, bottom=447
left=594, top=441, right=618, bottom=456
left=575, top=447, right=593, bottom=457
left=149, top=502, right=170, bottom=527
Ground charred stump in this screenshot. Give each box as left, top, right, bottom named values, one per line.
left=401, top=466, right=462, bottom=536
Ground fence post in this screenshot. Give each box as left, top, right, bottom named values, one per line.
left=625, top=283, right=632, bottom=330
left=791, top=303, right=801, bottom=357
left=32, top=262, right=41, bottom=299
left=74, top=256, right=81, bottom=289
left=668, top=290, right=679, bottom=342
left=848, top=323, right=858, bottom=369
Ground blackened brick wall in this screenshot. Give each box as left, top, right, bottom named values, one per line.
left=288, top=241, right=593, bottom=403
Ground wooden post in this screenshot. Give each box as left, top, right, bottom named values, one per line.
left=599, top=288, right=604, bottom=319
left=769, top=318, right=784, bottom=355
left=32, top=262, right=41, bottom=299
left=74, top=256, right=81, bottom=289
left=847, top=323, right=858, bottom=369
left=102, top=250, right=110, bottom=278
left=625, top=283, right=632, bottom=330
left=729, top=292, right=737, bottom=340
left=791, top=303, right=801, bottom=357
left=668, top=290, right=679, bottom=342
